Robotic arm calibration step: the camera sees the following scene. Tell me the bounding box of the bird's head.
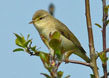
[29,10,53,31]
[29,10,51,24]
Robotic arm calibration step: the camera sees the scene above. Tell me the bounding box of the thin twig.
[102,0,108,78]
[99,48,109,54]
[85,0,99,78]
[106,48,109,53]
[64,59,91,67]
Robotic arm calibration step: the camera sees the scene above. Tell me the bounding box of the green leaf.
[14,33,26,47]
[24,40,31,47]
[64,75,70,78]
[95,23,102,28]
[57,71,63,78]
[15,39,23,47]
[31,46,36,52]
[41,73,51,78]
[98,52,108,64]
[104,5,109,14]
[13,48,24,52]
[14,33,25,43]
[49,39,61,50]
[49,39,63,60]
[104,7,108,14]
[106,20,109,26]
[90,74,95,78]
[39,52,50,69]
[51,31,60,40]
[27,34,30,40]
[55,49,64,61]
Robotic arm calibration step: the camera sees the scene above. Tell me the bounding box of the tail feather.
[73,49,90,63]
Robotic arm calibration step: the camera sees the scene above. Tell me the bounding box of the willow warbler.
[29,10,90,62]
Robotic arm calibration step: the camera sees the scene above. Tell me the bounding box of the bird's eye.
[39,17,44,20]
[39,15,48,20]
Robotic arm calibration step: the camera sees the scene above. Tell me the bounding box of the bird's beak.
[29,20,34,24]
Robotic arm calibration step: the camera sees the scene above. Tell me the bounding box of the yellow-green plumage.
[30,10,90,63]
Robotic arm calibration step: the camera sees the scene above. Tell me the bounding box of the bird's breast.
[41,27,56,40]
[35,22,75,51]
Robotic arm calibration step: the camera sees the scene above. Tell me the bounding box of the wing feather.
[54,19,86,54]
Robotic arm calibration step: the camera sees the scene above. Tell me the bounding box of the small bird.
[29,10,90,62]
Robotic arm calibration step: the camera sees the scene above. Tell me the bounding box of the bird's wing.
[55,19,86,54]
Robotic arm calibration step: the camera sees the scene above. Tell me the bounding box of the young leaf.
[49,39,63,60]
[57,71,63,78]
[31,46,36,52]
[27,34,30,40]
[41,73,51,78]
[14,33,25,43]
[104,5,109,14]
[106,20,109,26]
[24,40,31,47]
[14,33,22,40]
[50,31,60,40]
[15,39,23,47]
[98,52,108,64]
[55,50,63,60]
[49,39,61,50]
[39,52,50,69]
[95,23,102,28]
[64,75,70,78]
[13,48,24,52]
[90,74,95,78]
[14,33,26,47]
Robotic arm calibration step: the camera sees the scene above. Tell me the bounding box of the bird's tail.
[66,47,90,63]
[74,50,90,63]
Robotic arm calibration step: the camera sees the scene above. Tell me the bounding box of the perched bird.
[29,10,90,62]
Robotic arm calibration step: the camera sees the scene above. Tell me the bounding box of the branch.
[102,0,107,51]
[102,0,108,78]
[101,72,109,78]
[85,0,99,78]
[100,48,109,54]
[106,48,109,53]
[64,59,91,67]
[85,0,94,56]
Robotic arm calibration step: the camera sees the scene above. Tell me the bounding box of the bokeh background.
[0,0,109,78]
